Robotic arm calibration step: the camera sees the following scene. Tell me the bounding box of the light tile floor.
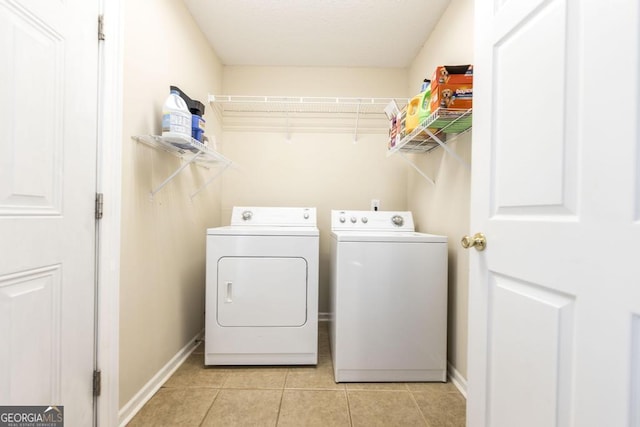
[128,323,466,426]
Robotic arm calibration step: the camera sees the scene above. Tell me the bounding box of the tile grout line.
[196,359,229,426]
[344,388,354,427]
[197,388,221,427]
[273,368,291,426]
[408,388,432,427]
[274,389,285,427]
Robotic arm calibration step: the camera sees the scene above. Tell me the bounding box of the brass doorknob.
[461,233,486,251]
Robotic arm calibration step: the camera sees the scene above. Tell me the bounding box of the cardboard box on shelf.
[431,65,473,87]
[429,84,473,112]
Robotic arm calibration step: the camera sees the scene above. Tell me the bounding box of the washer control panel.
[331,210,415,231]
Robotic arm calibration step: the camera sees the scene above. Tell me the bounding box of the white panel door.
[0,0,98,424]
[217,257,308,327]
[469,1,640,426]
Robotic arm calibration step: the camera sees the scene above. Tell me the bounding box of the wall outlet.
[371,199,380,211]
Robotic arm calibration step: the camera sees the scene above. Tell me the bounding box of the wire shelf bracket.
[387,108,472,184]
[133,135,232,198]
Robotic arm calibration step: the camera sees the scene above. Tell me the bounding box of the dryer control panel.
[330,210,415,231]
[231,206,317,227]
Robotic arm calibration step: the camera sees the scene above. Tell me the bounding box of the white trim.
[117,331,204,427]
[96,0,123,426]
[447,361,467,398]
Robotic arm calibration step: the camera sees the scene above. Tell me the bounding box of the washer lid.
[331,230,447,243]
[208,226,319,237]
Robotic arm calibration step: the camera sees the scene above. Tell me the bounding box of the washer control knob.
[391,215,404,227]
[241,210,253,221]
[303,211,310,219]
[339,216,346,223]
[361,217,368,224]
[350,216,357,223]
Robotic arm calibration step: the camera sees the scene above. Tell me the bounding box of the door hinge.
[93,370,101,397]
[98,15,105,41]
[95,193,104,220]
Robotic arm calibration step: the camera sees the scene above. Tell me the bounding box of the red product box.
[431,65,473,87]
[429,83,473,112]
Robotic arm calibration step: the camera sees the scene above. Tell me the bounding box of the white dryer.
[205,207,319,365]
[329,210,447,382]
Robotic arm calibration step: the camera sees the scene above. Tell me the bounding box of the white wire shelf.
[133,135,232,198]
[387,108,472,186]
[209,95,407,115]
[208,95,408,139]
[133,135,228,163]
[387,108,473,155]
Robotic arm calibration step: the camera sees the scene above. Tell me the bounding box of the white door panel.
[0,2,63,215]
[0,0,98,424]
[470,1,640,426]
[487,274,575,427]
[493,1,570,212]
[0,266,62,404]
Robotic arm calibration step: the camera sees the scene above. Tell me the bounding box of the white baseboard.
[118,330,204,426]
[447,361,467,398]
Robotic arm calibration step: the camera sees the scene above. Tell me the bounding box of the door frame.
[96,0,123,425]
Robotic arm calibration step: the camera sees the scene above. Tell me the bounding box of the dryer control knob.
[303,212,310,219]
[339,216,346,223]
[350,216,357,223]
[361,217,368,223]
[242,210,253,221]
[391,215,404,226]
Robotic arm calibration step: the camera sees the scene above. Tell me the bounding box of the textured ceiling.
[183,0,452,68]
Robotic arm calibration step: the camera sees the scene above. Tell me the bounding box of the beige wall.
[120,0,224,407]
[407,0,474,379]
[220,66,409,312]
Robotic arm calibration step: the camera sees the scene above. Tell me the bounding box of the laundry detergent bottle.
[417,81,432,123]
[162,89,192,141]
[405,80,432,133]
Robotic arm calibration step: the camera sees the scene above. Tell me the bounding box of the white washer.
[205,207,319,365]
[329,210,448,382]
